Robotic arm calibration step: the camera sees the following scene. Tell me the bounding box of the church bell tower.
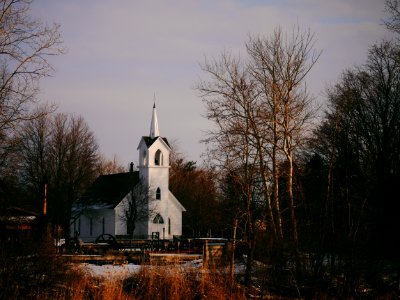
[137,103,173,238]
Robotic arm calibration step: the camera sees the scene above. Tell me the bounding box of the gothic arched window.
[153,213,164,224]
[142,150,147,166]
[156,187,161,200]
[155,149,163,166]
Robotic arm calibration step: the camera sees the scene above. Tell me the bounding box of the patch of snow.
[78,258,247,280]
[79,263,141,280]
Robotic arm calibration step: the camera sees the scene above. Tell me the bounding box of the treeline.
[169,2,400,297]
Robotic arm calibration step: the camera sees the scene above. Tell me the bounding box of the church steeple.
[149,102,160,138]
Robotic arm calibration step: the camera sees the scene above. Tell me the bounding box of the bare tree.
[18,105,51,208]
[19,111,100,239]
[98,155,126,175]
[197,50,264,286]
[385,0,400,34]
[306,39,400,292]
[197,26,320,288]
[121,176,156,236]
[247,26,320,246]
[0,0,63,168]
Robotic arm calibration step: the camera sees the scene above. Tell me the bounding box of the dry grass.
[45,274,133,300]
[41,263,247,300]
[0,237,245,299]
[123,263,246,300]
[2,238,398,299]
[2,255,247,300]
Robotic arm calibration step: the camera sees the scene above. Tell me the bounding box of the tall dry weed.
[123,263,246,300]
[38,268,135,300]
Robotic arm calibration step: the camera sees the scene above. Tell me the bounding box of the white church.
[70,104,186,242]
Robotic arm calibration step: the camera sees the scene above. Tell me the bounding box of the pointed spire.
[149,102,160,138]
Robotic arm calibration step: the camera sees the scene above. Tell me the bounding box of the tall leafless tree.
[197,26,320,287]
[0,0,63,170]
[197,51,262,286]
[247,26,320,246]
[19,111,100,240]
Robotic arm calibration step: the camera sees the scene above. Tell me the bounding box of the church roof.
[142,136,170,148]
[76,171,140,209]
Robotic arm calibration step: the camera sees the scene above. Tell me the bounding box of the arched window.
[155,149,163,166]
[156,187,161,200]
[153,213,164,224]
[142,150,147,166]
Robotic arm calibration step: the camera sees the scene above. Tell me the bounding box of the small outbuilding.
[0,207,40,243]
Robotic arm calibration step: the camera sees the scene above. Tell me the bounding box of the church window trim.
[153,213,164,224]
[155,149,163,166]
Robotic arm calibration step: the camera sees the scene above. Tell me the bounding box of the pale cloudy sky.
[31,0,391,167]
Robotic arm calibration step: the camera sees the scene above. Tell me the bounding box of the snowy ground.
[78,259,203,279]
[79,263,142,280]
[78,259,246,280]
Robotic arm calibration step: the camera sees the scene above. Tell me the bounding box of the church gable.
[141,136,170,149]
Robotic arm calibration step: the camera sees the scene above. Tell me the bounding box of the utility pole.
[42,181,48,240]
[43,183,47,217]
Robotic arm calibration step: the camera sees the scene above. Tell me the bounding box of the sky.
[31,0,392,168]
